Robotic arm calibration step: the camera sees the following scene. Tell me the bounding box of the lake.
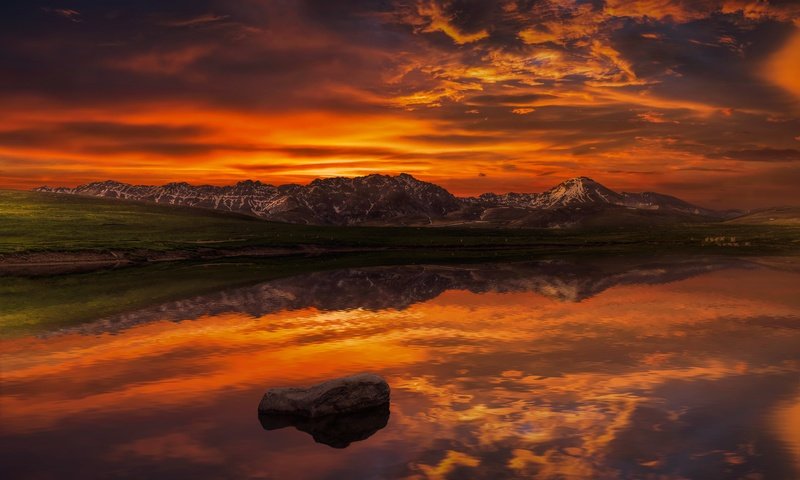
[1,256,799,479]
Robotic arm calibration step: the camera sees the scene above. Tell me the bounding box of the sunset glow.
[1,1,799,208]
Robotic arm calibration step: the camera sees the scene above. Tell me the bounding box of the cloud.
[637,112,678,124]
[0,121,210,147]
[399,134,505,145]
[414,1,489,44]
[40,7,81,22]
[160,13,230,28]
[708,148,800,162]
[603,0,711,23]
[108,46,213,75]
[467,93,556,106]
[0,0,798,207]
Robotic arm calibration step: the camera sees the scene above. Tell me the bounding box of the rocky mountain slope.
[35,174,733,227]
[470,177,719,214]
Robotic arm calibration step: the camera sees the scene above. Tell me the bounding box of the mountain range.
[35,174,738,228]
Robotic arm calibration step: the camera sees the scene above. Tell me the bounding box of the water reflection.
[1,256,799,479]
[259,404,390,449]
[51,255,757,335]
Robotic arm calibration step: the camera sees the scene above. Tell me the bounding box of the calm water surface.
[1,257,799,479]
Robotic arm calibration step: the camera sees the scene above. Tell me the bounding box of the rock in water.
[258,373,390,417]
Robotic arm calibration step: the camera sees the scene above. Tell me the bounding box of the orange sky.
[1,1,799,207]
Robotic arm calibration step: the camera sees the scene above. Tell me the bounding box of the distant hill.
[726,207,800,226]
[35,174,735,228]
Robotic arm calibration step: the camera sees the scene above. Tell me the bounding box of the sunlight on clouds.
[404,1,489,44]
[603,0,709,22]
[0,0,798,207]
[764,30,800,101]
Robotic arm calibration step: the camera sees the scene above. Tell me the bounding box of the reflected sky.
[1,257,799,479]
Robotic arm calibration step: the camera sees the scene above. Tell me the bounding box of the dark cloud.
[0,0,396,113]
[159,13,231,28]
[466,93,557,106]
[611,16,797,111]
[40,7,82,22]
[708,148,800,162]
[677,166,740,172]
[0,122,210,147]
[399,134,505,145]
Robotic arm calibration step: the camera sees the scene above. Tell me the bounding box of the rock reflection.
[55,256,756,335]
[259,404,390,449]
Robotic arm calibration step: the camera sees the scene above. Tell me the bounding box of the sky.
[0,0,799,208]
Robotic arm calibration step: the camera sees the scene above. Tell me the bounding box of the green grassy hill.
[0,189,315,253]
[726,207,800,226]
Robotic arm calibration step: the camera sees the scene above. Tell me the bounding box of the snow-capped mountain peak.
[531,177,621,208]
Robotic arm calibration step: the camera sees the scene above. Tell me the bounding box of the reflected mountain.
[54,256,758,335]
[259,404,390,449]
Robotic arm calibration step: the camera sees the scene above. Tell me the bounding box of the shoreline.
[3,241,799,276]
[0,246,390,276]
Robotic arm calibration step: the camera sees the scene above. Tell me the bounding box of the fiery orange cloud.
[0,0,798,207]
[412,1,490,44]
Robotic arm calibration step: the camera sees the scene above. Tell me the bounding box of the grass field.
[2,189,800,256]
